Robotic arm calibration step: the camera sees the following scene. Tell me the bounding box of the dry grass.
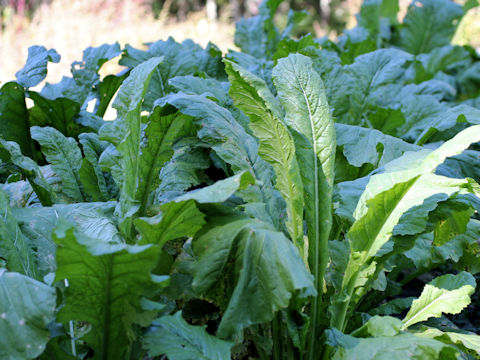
[1,0,479,88]
[0,0,236,85]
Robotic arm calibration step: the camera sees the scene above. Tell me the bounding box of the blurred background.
[1,0,480,85]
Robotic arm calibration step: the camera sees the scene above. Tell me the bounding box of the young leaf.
[0,270,56,360]
[143,312,233,360]
[31,126,85,202]
[225,59,306,259]
[401,272,476,329]
[54,220,161,359]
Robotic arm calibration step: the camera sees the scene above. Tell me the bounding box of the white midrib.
[401,287,451,330]
[295,71,321,359]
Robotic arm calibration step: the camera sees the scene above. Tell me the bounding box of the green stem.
[332,270,358,331]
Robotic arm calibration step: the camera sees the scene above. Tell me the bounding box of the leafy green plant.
[1,0,480,359]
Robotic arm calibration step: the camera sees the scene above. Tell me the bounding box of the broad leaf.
[54,220,161,360]
[143,312,233,360]
[78,133,111,202]
[155,140,211,203]
[155,93,283,228]
[416,326,480,358]
[397,0,464,55]
[15,46,60,88]
[0,82,38,162]
[31,126,85,202]
[0,270,56,360]
[193,218,315,339]
[135,200,205,246]
[326,329,459,359]
[0,189,37,278]
[0,139,54,205]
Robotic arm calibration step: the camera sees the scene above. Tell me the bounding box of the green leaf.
[143,312,233,360]
[333,49,411,125]
[155,93,283,228]
[398,0,464,55]
[356,0,399,41]
[54,220,161,360]
[105,56,163,237]
[234,0,283,60]
[273,35,317,62]
[416,326,480,358]
[120,38,225,109]
[402,272,476,329]
[0,189,37,278]
[335,123,420,168]
[273,54,335,352]
[0,270,56,360]
[175,171,255,204]
[351,316,402,338]
[31,126,85,202]
[0,139,54,206]
[155,140,211,203]
[224,59,305,258]
[78,133,111,202]
[15,46,60,88]
[331,125,480,331]
[95,72,128,117]
[326,329,459,360]
[41,43,121,107]
[193,218,315,339]
[0,82,37,160]
[135,200,205,246]
[13,202,120,276]
[27,93,78,133]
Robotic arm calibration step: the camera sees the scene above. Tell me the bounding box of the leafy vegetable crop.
[1,0,480,359]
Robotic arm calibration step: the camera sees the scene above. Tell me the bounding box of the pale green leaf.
[326,329,459,360]
[402,272,476,329]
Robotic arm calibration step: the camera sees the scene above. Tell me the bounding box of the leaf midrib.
[402,286,466,329]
